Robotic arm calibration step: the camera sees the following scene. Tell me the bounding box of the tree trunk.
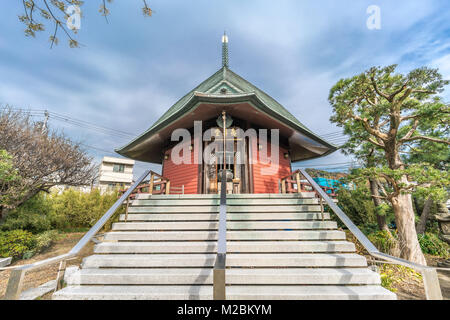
[391,178,427,265]
[413,196,421,215]
[369,178,390,232]
[416,197,433,234]
[384,142,427,265]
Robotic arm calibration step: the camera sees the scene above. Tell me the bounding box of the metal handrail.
[213,168,227,300]
[298,168,444,300]
[213,111,228,300]
[2,169,152,300]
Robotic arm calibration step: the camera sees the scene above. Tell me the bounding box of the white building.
[98,156,135,193]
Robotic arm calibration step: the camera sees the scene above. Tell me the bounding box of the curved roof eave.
[115,92,337,160]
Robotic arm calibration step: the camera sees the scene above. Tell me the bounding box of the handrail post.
[55,260,67,291]
[4,269,26,300]
[319,196,324,221]
[125,196,130,222]
[213,253,226,300]
[422,268,444,300]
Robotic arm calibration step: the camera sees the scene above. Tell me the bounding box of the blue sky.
[0,0,449,177]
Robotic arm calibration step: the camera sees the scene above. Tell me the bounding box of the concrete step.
[94,241,356,254]
[227,193,317,199]
[66,268,380,285]
[226,285,396,300]
[103,230,347,241]
[130,198,319,207]
[134,193,317,200]
[111,221,338,231]
[128,206,219,213]
[82,253,367,268]
[228,205,321,212]
[53,285,213,300]
[53,285,396,300]
[127,205,321,213]
[119,212,331,221]
[228,198,319,205]
[227,285,396,300]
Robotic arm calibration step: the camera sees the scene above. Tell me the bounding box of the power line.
[318,130,342,135]
[2,107,137,140]
[49,113,135,139]
[79,143,117,156]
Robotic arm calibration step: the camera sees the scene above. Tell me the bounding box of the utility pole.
[42,110,49,134]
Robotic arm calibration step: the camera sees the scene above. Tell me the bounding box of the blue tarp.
[313,177,347,193]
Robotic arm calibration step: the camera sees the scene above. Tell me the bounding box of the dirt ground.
[0,232,94,300]
[389,255,450,300]
[345,231,450,300]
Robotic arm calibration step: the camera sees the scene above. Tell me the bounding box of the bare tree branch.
[0,106,97,218]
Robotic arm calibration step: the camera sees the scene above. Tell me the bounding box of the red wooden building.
[116,35,336,194]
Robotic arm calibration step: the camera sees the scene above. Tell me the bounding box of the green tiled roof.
[148,67,315,136]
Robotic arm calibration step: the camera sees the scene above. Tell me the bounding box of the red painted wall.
[251,141,291,194]
[162,146,199,194]
[162,140,292,194]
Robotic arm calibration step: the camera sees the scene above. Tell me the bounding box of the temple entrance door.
[202,127,248,194]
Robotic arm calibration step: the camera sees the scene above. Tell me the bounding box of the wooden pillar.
[149,173,155,195]
[295,172,301,194]
[281,179,286,194]
[165,180,171,195]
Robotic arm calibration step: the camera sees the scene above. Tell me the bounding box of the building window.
[113,164,125,173]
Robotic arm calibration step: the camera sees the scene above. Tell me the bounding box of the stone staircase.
[53,193,396,300]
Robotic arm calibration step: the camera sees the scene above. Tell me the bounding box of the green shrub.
[34,230,59,253]
[360,223,380,235]
[336,188,378,226]
[0,188,123,233]
[0,193,53,233]
[368,230,398,255]
[50,188,121,229]
[418,232,449,258]
[0,229,59,260]
[0,230,36,259]
[336,184,396,230]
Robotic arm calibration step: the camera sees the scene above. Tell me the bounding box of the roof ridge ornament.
[222,31,229,68]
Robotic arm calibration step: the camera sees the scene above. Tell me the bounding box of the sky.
[0,0,449,178]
